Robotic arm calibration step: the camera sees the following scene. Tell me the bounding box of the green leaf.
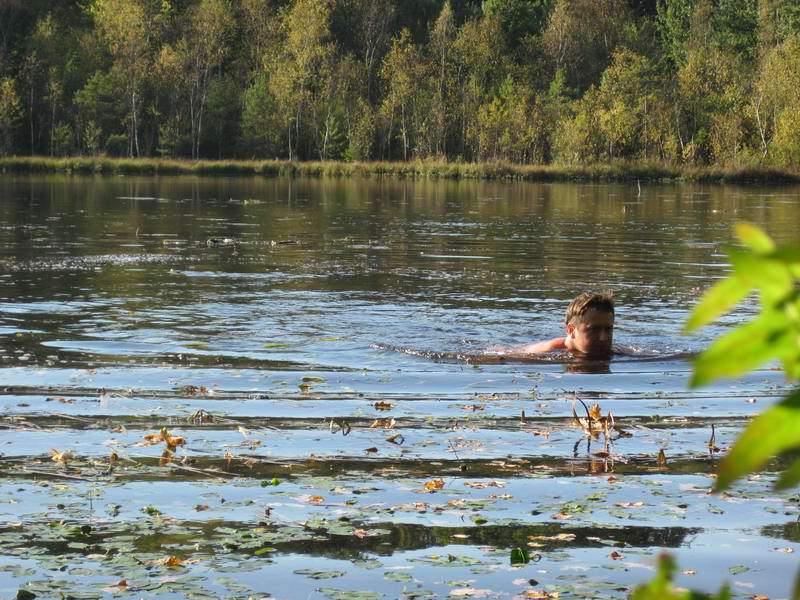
[728,565,749,575]
[776,456,800,491]
[734,223,774,253]
[685,276,751,332]
[715,390,800,491]
[729,249,794,305]
[690,311,794,387]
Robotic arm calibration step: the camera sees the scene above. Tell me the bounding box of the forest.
[0,0,800,168]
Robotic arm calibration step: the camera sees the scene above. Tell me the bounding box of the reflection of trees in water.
[1,175,799,362]
[761,521,800,543]
[257,522,697,560]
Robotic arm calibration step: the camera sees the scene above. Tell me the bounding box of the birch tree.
[269,0,334,160]
[178,0,236,159]
[88,0,164,157]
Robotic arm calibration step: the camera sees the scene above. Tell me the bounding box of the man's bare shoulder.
[502,337,566,356]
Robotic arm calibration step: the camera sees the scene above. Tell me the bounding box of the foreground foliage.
[634,223,800,598]
[686,223,800,492]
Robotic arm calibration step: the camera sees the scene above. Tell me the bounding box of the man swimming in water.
[506,292,615,358]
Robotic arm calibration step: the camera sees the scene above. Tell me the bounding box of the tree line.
[0,0,799,168]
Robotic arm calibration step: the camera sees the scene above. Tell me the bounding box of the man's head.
[564,292,615,358]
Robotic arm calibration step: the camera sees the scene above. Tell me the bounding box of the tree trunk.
[401,106,408,161]
[190,86,197,160]
[28,83,34,155]
[132,88,140,158]
[753,95,769,159]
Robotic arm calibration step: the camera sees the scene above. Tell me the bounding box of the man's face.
[566,308,614,357]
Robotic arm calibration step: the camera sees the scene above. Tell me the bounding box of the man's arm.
[506,337,566,355]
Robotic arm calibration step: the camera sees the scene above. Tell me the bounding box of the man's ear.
[566,322,575,337]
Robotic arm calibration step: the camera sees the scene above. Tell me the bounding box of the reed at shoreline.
[1,156,798,185]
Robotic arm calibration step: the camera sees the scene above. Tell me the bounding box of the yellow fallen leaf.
[51,449,73,463]
[524,590,560,599]
[424,478,445,491]
[163,555,183,568]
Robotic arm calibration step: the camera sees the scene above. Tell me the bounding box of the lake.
[1,173,799,599]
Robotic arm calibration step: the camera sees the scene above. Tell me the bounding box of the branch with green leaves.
[685,223,800,491]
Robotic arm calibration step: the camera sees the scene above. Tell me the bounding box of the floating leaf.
[384,571,413,582]
[728,565,749,575]
[615,501,645,508]
[424,479,445,491]
[50,449,73,464]
[293,569,345,580]
[163,555,183,568]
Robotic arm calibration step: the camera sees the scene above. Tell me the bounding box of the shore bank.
[1,156,799,184]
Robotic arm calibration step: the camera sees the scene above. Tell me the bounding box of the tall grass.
[1,156,798,184]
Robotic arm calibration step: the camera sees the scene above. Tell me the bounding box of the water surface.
[1,174,799,599]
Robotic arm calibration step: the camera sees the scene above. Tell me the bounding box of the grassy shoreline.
[1,156,798,184]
